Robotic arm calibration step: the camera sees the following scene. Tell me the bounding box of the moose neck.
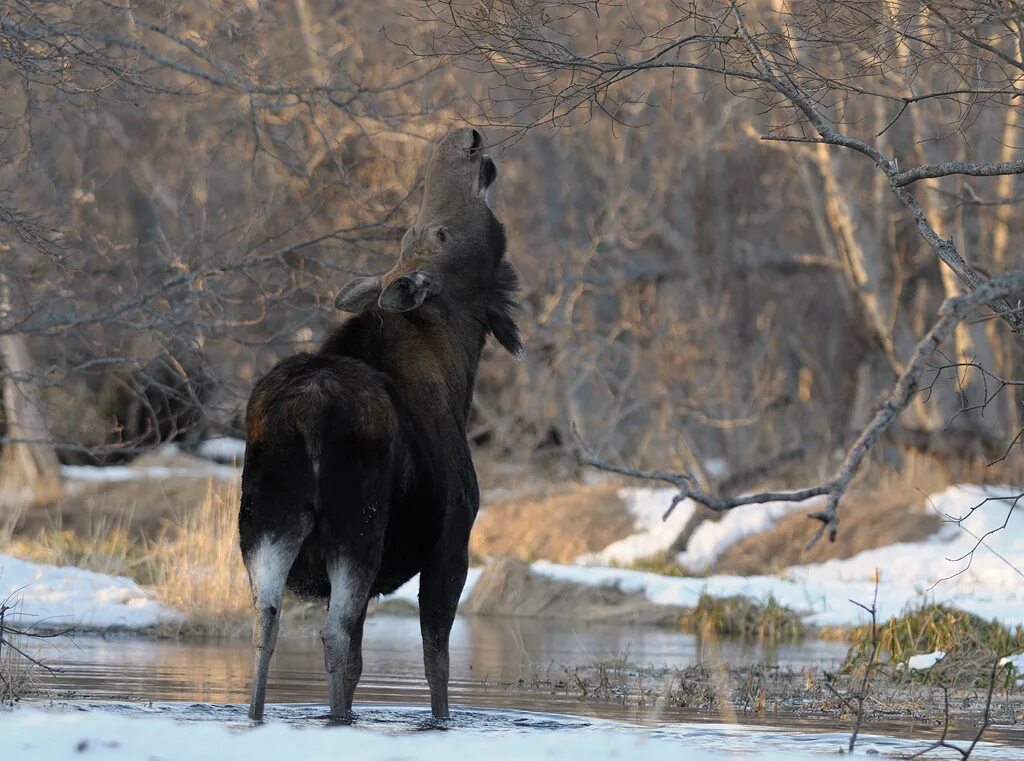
[321,296,490,428]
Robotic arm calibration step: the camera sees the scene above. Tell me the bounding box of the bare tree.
[0,0,442,499]
[415,0,1024,541]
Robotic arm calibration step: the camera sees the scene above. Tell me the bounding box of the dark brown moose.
[238,128,521,722]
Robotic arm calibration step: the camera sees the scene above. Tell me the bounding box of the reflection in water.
[26,615,1024,756]
[36,614,846,712]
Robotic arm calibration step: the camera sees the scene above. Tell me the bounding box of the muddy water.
[29,615,1024,758]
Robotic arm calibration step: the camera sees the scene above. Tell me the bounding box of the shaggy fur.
[238,128,520,722]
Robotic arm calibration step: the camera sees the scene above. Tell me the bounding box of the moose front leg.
[418,548,468,720]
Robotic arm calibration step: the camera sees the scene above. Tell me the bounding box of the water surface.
[28,614,1024,758]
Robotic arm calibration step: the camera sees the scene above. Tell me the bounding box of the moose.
[238,128,521,722]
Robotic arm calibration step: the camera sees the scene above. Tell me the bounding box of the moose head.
[334,127,521,356]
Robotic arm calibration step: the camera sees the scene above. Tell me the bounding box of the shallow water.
[28,615,1024,758]
[35,614,847,709]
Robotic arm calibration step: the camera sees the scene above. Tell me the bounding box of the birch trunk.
[0,275,62,509]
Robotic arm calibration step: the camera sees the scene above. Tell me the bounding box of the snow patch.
[907,651,945,670]
[0,555,180,630]
[999,652,1024,672]
[497,485,1024,628]
[676,497,823,572]
[390,567,485,607]
[61,461,238,483]
[577,488,695,566]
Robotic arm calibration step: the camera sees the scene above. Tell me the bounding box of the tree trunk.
[0,277,62,509]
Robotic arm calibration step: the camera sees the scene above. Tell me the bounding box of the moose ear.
[379,272,434,312]
[334,276,381,312]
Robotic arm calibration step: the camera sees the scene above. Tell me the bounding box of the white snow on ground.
[576,488,695,565]
[0,709,842,761]
[62,461,238,483]
[196,437,247,463]
[907,651,945,670]
[676,496,824,572]
[0,555,179,630]
[466,485,1024,628]
[61,442,239,483]
[577,487,823,570]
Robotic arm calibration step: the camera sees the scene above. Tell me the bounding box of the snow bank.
[676,496,823,572]
[1,708,833,761]
[1001,652,1024,672]
[0,555,179,630]
[577,487,823,570]
[515,485,1024,628]
[576,488,695,565]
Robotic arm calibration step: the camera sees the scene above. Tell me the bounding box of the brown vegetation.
[711,487,944,575]
[8,449,240,544]
[470,482,634,563]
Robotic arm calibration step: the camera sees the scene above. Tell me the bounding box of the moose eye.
[436,227,449,244]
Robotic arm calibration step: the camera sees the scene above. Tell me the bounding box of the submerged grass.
[680,592,805,642]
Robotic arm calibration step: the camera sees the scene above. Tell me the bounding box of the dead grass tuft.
[680,592,806,642]
[0,604,39,702]
[8,520,143,578]
[147,480,324,637]
[845,603,1024,686]
[470,482,634,564]
[146,480,252,635]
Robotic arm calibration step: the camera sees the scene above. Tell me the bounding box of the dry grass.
[0,605,39,702]
[710,482,945,575]
[147,480,323,637]
[7,520,143,578]
[0,640,37,702]
[680,592,806,642]
[146,480,252,634]
[845,603,1024,687]
[470,481,635,564]
[5,477,324,638]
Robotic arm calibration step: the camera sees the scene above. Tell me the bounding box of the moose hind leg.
[322,558,373,720]
[244,533,306,721]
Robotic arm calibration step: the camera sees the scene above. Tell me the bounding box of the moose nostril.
[469,129,482,154]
